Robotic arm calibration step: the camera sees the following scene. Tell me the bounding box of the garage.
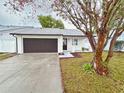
[23,38,58,53]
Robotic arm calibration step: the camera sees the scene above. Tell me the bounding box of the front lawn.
[60,52,124,93]
[0,53,14,60]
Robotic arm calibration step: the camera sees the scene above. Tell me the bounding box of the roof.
[0,25,21,31]
[10,27,85,37]
[0,25,32,33]
[2,25,123,39]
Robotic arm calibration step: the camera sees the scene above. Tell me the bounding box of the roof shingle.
[10,28,85,36]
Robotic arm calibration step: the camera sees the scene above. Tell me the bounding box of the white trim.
[15,35,92,54]
[16,35,63,54]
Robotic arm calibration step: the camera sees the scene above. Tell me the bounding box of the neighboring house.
[114,41,124,51]
[114,33,124,51]
[0,26,27,53]
[0,26,124,54]
[104,32,124,52]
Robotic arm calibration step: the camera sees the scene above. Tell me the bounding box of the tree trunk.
[105,32,121,62]
[93,52,109,75]
[86,32,96,52]
[93,30,109,75]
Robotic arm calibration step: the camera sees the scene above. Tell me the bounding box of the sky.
[0,0,76,29]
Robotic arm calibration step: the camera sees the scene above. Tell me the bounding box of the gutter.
[10,33,86,37]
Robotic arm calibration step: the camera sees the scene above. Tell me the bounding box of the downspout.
[12,35,18,54]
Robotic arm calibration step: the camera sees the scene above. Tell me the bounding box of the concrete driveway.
[0,53,63,93]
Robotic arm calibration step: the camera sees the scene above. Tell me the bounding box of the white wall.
[104,39,124,51]
[64,37,92,52]
[82,38,92,52]
[104,39,111,51]
[1,33,114,53]
[0,33,16,53]
[16,35,63,54]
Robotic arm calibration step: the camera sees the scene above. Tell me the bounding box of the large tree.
[38,15,64,29]
[52,0,124,75]
[5,0,124,75]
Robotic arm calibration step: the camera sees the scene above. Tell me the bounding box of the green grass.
[60,52,124,93]
[0,53,13,60]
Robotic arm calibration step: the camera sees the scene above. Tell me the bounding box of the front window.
[72,39,78,45]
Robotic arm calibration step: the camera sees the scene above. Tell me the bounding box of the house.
[10,27,92,54]
[0,26,27,53]
[104,32,124,51]
[114,33,124,51]
[0,26,92,54]
[0,26,124,54]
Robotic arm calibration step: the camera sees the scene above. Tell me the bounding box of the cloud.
[0,1,21,25]
[0,0,76,29]
[0,0,41,27]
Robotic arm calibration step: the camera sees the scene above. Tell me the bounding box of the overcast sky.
[0,0,76,29]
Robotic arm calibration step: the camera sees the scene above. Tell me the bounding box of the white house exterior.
[113,32,124,51]
[0,26,26,53]
[10,28,92,54]
[0,26,124,54]
[104,33,124,51]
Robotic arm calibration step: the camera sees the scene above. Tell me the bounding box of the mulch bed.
[71,52,82,58]
[60,52,82,59]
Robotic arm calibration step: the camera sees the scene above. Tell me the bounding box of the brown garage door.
[23,38,58,53]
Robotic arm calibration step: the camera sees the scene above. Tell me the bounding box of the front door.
[63,38,67,50]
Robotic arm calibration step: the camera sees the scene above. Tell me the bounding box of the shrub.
[82,63,92,72]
